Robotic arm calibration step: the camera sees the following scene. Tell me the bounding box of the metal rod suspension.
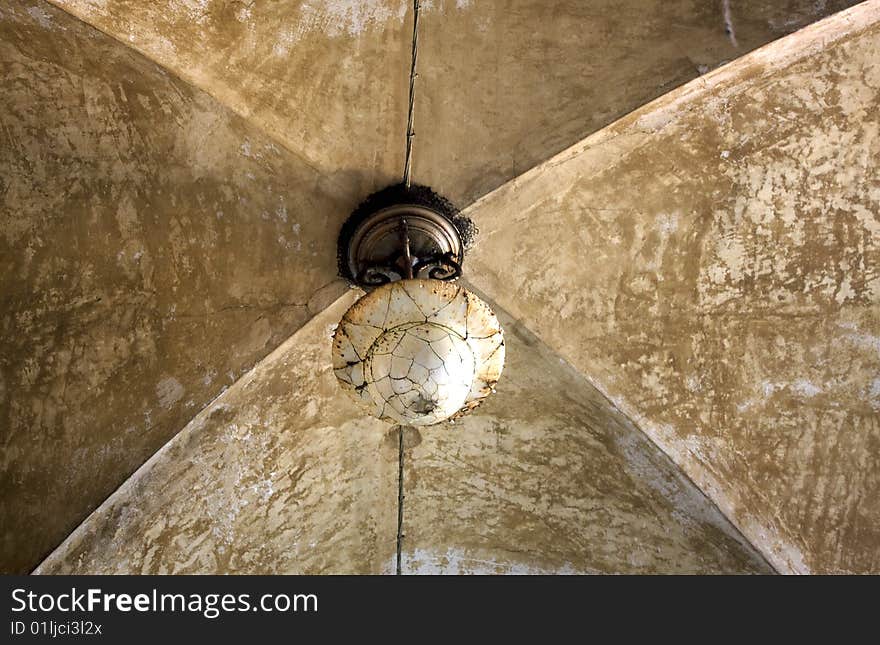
[403,0,420,188]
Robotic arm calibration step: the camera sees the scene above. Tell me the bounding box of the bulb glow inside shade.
[332,280,505,426]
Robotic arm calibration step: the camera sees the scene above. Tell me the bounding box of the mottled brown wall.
[0,0,353,573]
[412,0,860,205]
[36,293,769,574]
[7,0,877,575]
[45,1,859,209]
[36,294,398,574]
[46,0,412,197]
[466,3,880,573]
[401,297,771,574]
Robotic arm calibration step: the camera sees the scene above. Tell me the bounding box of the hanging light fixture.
[332,186,504,426]
[332,1,503,426]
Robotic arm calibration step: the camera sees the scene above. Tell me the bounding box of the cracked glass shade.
[332,280,505,426]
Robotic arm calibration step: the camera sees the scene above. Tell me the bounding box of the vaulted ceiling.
[2,0,877,574]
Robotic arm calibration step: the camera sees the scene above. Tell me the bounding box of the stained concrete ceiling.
[36,294,770,574]
[2,0,877,574]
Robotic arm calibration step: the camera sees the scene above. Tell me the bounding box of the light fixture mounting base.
[338,184,473,289]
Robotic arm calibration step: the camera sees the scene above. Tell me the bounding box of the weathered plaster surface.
[7,0,878,575]
[465,3,880,573]
[412,0,861,206]
[401,300,772,574]
[36,294,768,574]
[0,0,353,573]
[36,293,398,574]
[46,0,412,196]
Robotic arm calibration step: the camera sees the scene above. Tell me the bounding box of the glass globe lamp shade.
[332,280,504,426]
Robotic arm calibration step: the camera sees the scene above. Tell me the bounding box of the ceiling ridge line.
[31,289,362,575]
[39,0,356,201]
[460,0,880,219]
[458,281,780,574]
